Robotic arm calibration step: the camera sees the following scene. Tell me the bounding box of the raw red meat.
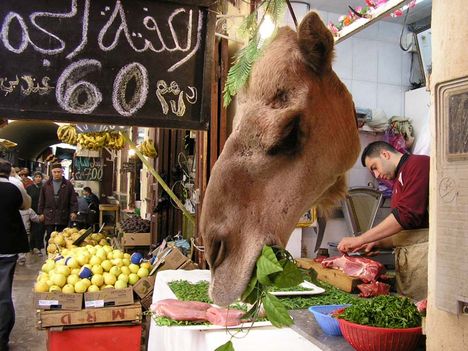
[154,299,211,311]
[206,307,245,326]
[151,299,211,321]
[320,255,385,283]
[416,298,427,313]
[357,281,390,297]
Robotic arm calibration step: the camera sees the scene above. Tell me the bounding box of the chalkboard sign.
[0,0,215,130]
[74,156,103,181]
[121,161,135,173]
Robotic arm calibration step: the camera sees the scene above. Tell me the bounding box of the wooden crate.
[296,258,360,292]
[84,287,134,308]
[36,302,142,329]
[122,232,151,247]
[34,291,83,311]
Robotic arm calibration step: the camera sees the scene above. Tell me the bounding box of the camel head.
[200,12,361,306]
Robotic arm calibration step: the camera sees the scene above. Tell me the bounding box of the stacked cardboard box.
[131,246,198,309]
[152,245,197,272]
[133,275,155,310]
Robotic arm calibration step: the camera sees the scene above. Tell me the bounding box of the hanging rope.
[120,132,195,226]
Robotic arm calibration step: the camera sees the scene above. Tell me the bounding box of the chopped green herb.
[152,316,210,327]
[278,280,360,309]
[338,295,422,328]
[168,280,212,303]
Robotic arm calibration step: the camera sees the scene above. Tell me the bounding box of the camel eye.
[267,115,303,156]
[270,89,289,108]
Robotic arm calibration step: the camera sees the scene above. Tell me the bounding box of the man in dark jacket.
[0,158,31,350]
[38,163,78,245]
[26,171,44,255]
[82,187,100,230]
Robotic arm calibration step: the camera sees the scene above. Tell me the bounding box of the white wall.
[326,12,412,117]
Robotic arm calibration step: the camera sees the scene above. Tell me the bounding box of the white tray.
[270,281,325,296]
[154,270,273,329]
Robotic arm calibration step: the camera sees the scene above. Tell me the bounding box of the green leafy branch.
[223,0,287,107]
[216,245,305,351]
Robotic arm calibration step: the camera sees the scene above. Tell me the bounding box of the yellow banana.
[138,139,157,158]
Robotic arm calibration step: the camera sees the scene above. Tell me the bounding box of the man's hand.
[353,242,379,256]
[337,236,364,253]
[39,214,45,223]
[70,213,77,221]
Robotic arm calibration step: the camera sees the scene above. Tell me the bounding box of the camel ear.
[297,11,334,74]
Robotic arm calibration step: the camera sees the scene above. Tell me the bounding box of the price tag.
[38,299,59,306]
[85,300,105,308]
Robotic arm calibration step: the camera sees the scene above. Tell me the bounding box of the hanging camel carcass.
[200,12,361,306]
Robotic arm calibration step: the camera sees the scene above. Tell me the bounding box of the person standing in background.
[18,170,33,188]
[0,159,31,351]
[26,172,45,256]
[38,164,78,246]
[82,187,100,230]
[82,186,100,212]
[17,208,42,265]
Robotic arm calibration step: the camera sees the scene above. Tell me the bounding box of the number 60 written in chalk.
[56,59,149,116]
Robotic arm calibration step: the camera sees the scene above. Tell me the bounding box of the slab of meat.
[206,307,245,327]
[357,281,390,297]
[416,299,427,313]
[314,256,327,263]
[320,255,385,283]
[151,299,211,321]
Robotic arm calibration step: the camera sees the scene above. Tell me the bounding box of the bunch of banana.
[138,138,157,158]
[77,132,107,150]
[57,125,77,145]
[106,132,125,150]
[0,138,17,149]
[77,131,125,151]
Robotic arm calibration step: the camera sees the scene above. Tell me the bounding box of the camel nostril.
[208,239,226,269]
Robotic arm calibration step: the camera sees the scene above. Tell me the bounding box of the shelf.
[334,0,413,44]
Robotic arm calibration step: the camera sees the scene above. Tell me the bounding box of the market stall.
[147,267,424,351]
[33,227,151,350]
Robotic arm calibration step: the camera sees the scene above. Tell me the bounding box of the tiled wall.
[321,12,413,118]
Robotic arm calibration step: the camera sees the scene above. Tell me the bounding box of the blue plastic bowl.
[308,304,351,336]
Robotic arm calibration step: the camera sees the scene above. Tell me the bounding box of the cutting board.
[296,258,360,293]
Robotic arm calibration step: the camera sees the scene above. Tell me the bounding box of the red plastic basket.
[338,318,422,351]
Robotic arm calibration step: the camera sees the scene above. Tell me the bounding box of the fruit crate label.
[85,300,105,308]
[38,299,59,307]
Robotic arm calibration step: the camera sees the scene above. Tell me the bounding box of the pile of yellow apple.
[46,227,110,255]
[34,244,152,294]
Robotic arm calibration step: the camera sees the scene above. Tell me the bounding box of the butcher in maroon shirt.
[338,141,429,300]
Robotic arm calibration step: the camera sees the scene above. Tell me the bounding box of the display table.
[147,270,353,351]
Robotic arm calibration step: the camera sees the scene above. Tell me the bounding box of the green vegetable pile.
[338,295,422,329]
[168,280,212,303]
[277,280,359,309]
[152,315,209,327]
